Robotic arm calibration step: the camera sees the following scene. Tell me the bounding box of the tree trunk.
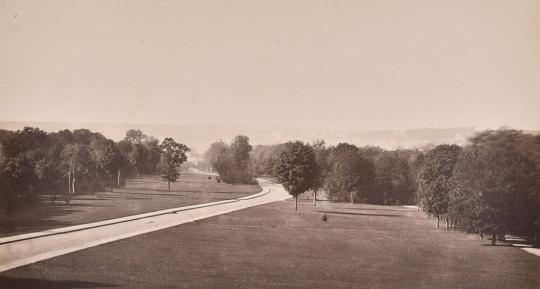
[168,179,171,192]
[350,191,353,206]
[491,233,496,246]
[436,216,440,228]
[68,167,72,195]
[445,216,449,230]
[95,163,99,189]
[313,190,317,206]
[68,160,74,195]
[295,196,298,211]
[117,169,121,188]
[72,175,76,196]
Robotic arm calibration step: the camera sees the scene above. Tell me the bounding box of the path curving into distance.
[0,179,290,272]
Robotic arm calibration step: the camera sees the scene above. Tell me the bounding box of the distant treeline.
[203,129,540,246]
[0,127,188,211]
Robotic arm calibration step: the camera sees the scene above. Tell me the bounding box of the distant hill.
[0,121,486,155]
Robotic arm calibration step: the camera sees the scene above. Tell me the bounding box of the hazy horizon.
[0,120,487,155]
[1,0,539,131]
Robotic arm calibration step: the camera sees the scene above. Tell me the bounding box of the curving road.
[0,179,290,272]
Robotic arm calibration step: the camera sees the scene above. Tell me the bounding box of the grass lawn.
[1,200,538,288]
[0,173,261,237]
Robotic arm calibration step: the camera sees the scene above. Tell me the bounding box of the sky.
[1,0,539,131]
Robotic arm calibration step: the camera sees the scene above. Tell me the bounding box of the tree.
[119,129,161,178]
[93,139,123,192]
[250,144,284,176]
[159,138,190,192]
[124,129,147,145]
[326,143,374,204]
[418,144,461,228]
[451,130,540,245]
[228,135,254,184]
[143,136,161,174]
[310,140,328,206]
[274,141,317,211]
[205,136,255,184]
[370,149,417,205]
[61,144,94,197]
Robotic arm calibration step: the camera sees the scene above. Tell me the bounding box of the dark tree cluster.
[117,129,162,178]
[0,127,189,212]
[250,141,422,206]
[418,130,540,246]
[205,135,255,184]
[0,127,126,211]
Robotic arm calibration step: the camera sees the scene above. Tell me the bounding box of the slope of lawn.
[0,173,261,237]
[1,200,538,288]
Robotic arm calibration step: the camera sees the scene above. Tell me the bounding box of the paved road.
[0,179,289,272]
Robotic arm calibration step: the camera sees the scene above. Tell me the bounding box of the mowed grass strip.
[0,173,261,237]
[1,201,538,289]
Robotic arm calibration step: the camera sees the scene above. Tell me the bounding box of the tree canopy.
[274,141,317,210]
[159,138,190,192]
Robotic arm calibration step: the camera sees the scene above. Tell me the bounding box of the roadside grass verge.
[2,200,538,288]
[0,173,261,237]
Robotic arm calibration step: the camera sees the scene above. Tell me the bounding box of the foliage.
[450,130,540,244]
[274,141,317,210]
[417,144,461,225]
[159,138,190,191]
[325,143,374,202]
[250,144,284,176]
[372,149,417,205]
[0,127,159,211]
[205,136,255,184]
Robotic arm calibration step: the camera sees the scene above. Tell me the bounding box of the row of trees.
[418,130,540,246]
[0,127,189,211]
[247,141,423,206]
[206,130,540,247]
[206,136,422,207]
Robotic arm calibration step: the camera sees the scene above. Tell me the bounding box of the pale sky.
[1,0,539,130]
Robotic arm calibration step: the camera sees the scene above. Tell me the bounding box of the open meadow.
[1,199,538,289]
[0,173,261,238]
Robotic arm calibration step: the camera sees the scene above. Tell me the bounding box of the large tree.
[418,144,461,228]
[326,143,374,204]
[451,130,540,245]
[310,140,329,206]
[93,139,123,192]
[274,141,317,211]
[205,136,254,184]
[159,138,190,192]
[373,150,416,205]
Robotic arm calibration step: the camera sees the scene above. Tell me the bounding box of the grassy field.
[0,173,261,237]
[1,200,538,288]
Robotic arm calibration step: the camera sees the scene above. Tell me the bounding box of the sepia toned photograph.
[0,0,539,288]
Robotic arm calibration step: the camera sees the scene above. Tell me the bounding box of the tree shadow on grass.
[0,276,116,289]
[348,207,406,212]
[0,219,73,237]
[106,190,190,197]
[0,203,97,237]
[318,211,403,218]
[479,242,517,248]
